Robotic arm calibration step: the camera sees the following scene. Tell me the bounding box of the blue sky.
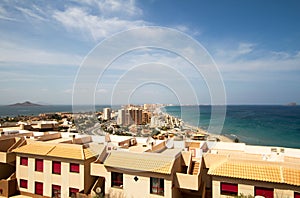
[0,0,300,105]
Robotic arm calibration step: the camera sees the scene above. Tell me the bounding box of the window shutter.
[35,182,43,195]
[20,179,28,189]
[70,163,80,173]
[52,161,61,174]
[255,187,274,198]
[221,183,238,193]
[35,159,43,172]
[20,157,28,166]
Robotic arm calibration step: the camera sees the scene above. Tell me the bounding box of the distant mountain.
[286,102,297,106]
[8,101,42,107]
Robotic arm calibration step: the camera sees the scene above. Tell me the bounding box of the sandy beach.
[164,112,235,143]
[184,123,234,142]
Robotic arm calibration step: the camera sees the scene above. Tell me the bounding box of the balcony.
[175,160,202,191]
[0,152,15,164]
[0,137,25,163]
[175,173,201,191]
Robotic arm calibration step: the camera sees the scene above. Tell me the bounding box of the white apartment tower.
[103,108,111,120]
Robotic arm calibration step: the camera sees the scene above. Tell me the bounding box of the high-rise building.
[142,112,151,124]
[117,108,145,126]
[127,108,142,125]
[117,109,125,125]
[103,108,111,120]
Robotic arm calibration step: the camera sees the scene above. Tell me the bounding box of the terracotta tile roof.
[13,142,102,160]
[203,153,228,168]
[13,143,54,155]
[208,161,282,183]
[283,167,300,186]
[208,160,300,186]
[104,151,175,174]
[47,144,84,160]
[84,144,105,159]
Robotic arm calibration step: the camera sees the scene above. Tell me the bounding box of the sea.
[1,105,300,149]
[164,105,300,149]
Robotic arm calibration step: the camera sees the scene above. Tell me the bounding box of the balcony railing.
[175,172,200,191]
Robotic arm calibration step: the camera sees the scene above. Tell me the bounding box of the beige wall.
[122,174,150,197]
[274,189,294,198]
[180,151,191,167]
[212,180,222,198]
[16,155,86,197]
[108,175,173,198]
[91,164,176,198]
[238,184,254,197]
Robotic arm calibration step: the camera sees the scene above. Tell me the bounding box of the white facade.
[117,109,125,125]
[103,108,111,120]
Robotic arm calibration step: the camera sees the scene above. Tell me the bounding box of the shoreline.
[183,123,234,143]
[161,110,235,143]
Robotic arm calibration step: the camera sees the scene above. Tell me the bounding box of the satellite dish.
[166,139,174,149]
[96,187,101,193]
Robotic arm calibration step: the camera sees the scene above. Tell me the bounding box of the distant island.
[286,102,297,106]
[8,101,42,107]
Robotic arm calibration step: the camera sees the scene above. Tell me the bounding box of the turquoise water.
[165,105,300,149]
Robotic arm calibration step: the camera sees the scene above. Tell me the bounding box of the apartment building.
[0,137,26,197]
[13,141,105,198]
[201,142,300,198]
[103,108,111,120]
[117,107,151,126]
[0,130,299,198]
[89,136,204,198]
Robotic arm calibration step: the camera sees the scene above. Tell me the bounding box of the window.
[150,177,164,196]
[70,163,79,173]
[20,157,28,166]
[35,159,43,172]
[111,172,123,188]
[255,187,274,198]
[220,182,238,196]
[69,188,79,198]
[35,182,43,195]
[52,161,61,174]
[52,185,61,198]
[20,179,28,189]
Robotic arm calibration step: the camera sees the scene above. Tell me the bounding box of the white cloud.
[172,24,201,36]
[75,0,142,17]
[15,6,48,21]
[215,42,256,60]
[0,5,18,21]
[211,41,300,74]
[237,43,255,55]
[0,40,82,66]
[215,49,300,75]
[98,0,142,17]
[96,88,108,93]
[63,89,73,94]
[53,7,147,41]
